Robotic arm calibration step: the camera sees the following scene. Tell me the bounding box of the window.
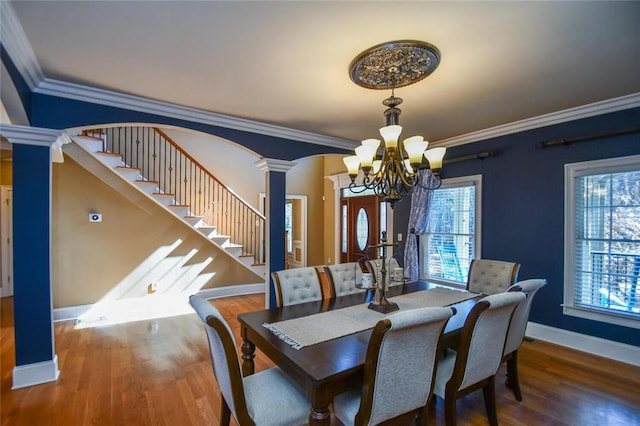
[419,175,482,286]
[564,155,640,329]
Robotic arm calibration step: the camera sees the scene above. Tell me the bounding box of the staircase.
[72,127,265,276]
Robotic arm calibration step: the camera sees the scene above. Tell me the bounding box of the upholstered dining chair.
[333,306,454,426]
[271,266,324,307]
[466,259,521,295]
[189,295,311,426]
[365,257,403,289]
[433,291,525,426]
[503,278,547,401]
[323,262,367,298]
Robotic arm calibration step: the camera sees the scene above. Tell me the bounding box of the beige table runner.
[263,287,478,350]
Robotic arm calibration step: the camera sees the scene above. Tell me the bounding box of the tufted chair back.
[466,259,521,295]
[365,257,403,288]
[323,262,366,298]
[271,267,324,307]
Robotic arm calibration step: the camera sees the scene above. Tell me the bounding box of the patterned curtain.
[404,169,437,282]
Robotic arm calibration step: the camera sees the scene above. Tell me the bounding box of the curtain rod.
[537,127,640,149]
[443,151,496,165]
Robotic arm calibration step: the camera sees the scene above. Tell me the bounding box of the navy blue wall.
[1,44,32,122]
[395,107,640,346]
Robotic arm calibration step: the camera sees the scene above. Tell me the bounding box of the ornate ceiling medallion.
[349,40,441,90]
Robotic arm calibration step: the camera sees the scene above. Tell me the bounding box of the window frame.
[419,174,482,288]
[564,154,640,330]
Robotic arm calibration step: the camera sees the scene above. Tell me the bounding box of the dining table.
[237,280,481,425]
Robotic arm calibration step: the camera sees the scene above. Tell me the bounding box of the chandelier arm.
[348,182,374,193]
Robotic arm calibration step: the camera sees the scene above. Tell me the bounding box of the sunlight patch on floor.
[74,293,195,328]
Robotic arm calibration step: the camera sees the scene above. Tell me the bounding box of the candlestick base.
[368,298,399,314]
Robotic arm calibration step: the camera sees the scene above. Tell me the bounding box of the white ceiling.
[6,1,640,145]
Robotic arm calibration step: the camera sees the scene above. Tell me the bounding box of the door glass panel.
[356,208,369,250]
[342,204,348,253]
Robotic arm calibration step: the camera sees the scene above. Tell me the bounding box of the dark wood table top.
[237,281,480,425]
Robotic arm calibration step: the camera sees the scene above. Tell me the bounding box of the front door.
[340,195,380,263]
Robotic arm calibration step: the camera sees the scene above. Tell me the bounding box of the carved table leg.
[308,406,331,425]
[241,339,255,377]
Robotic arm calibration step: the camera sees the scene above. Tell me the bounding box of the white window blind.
[565,155,640,329]
[420,175,481,286]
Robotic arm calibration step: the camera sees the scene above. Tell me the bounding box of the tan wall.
[293,199,302,238]
[287,155,325,266]
[0,150,12,185]
[52,152,260,308]
[323,154,348,266]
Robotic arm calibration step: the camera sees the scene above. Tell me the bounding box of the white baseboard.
[12,355,60,389]
[53,304,93,322]
[52,283,266,322]
[526,322,640,367]
[196,283,265,300]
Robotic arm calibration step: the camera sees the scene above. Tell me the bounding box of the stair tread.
[116,166,141,171]
[135,180,159,184]
[96,151,120,157]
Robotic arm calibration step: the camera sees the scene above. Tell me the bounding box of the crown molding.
[435,92,640,148]
[34,79,357,151]
[0,0,45,90]
[38,76,639,152]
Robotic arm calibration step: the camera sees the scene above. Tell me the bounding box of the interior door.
[340,195,380,263]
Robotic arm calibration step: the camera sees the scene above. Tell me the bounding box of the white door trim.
[0,185,13,297]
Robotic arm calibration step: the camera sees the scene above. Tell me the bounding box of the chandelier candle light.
[344,40,447,206]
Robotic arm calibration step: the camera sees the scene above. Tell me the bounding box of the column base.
[12,354,60,389]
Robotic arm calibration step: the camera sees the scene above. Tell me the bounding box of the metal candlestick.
[368,231,400,314]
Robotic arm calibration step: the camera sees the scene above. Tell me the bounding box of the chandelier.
[344,40,447,206]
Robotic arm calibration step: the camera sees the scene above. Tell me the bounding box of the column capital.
[0,125,61,147]
[255,158,296,173]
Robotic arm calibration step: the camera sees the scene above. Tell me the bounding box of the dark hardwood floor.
[1,295,639,425]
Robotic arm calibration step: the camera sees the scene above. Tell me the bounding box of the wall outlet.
[327,257,332,264]
[397,233,403,242]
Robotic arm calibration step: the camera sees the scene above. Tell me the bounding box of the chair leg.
[417,399,430,425]
[444,391,458,426]
[220,397,231,426]
[482,376,498,426]
[505,351,523,401]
